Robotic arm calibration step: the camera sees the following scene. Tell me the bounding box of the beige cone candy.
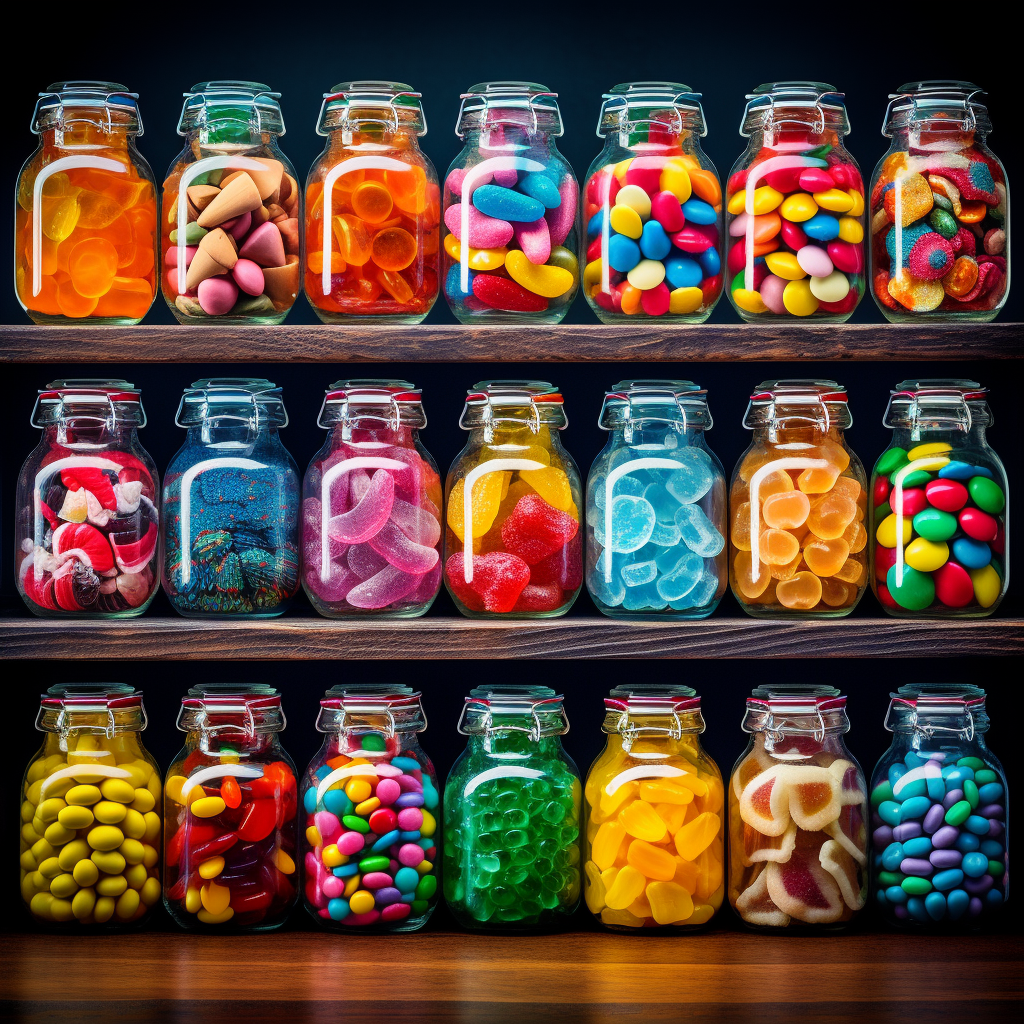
[197,173,263,228]
[199,228,239,269]
[187,184,221,211]
[185,248,230,291]
[248,158,284,201]
[262,254,300,308]
[251,205,271,229]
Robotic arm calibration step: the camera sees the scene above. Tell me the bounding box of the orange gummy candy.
[332,215,372,266]
[378,268,414,304]
[798,463,841,494]
[733,550,771,599]
[731,501,752,551]
[759,529,800,565]
[351,181,394,224]
[842,520,867,554]
[56,275,98,318]
[807,492,857,541]
[819,577,851,607]
[775,571,822,610]
[803,537,851,577]
[758,469,795,501]
[307,250,347,275]
[68,238,118,298]
[388,165,428,215]
[834,558,864,586]
[92,277,153,319]
[770,552,803,581]
[372,227,418,272]
[761,491,810,530]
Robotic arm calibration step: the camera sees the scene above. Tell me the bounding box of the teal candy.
[955,833,980,853]
[961,852,989,878]
[392,757,421,772]
[881,842,904,871]
[886,221,932,267]
[965,815,990,835]
[947,888,970,919]
[303,787,317,815]
[328,898,350,920]
[622,579,668,611]
[903,837,932,857]
[900,796,931,820]
[395,867,420,894]
[903,752,924,769]
[674,503,725,557]
[932,868,964,891]
[978,781,1004,803]
[656,551,703,602]
[878,800,902,826]
[925,891,947,920]
[974,769,997,786]
[323,790,354,817]
[621,560,658,587]
[896,778,926,801]
[643,483,682,524]
[518,173,561,210]
[472,184,545,223]
[885,885,908,904]
[958,756,986,770]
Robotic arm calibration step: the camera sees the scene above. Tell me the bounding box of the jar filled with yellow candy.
[19,684,162,928]
[583,684,724,931]
[729,379,868,617]
[443,381,582,617]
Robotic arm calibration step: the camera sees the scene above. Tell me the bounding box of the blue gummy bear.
[674,503,725,556]
[656,551,703,602]
[665,448,714,504]
[621,559,658,587]
[472,184,545,223]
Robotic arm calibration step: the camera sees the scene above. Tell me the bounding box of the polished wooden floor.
[1,927,1021,1023]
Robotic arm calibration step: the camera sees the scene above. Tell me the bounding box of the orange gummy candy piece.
[371,227,418,272]
[834,557,864,586]
[775,570,822,610]
[351,181,394,224]
[731,501,752,551]
[56,275,98,318]
[831,475,862,503]
[762,491,810,530]
[68,238,118,298]
[758,469,795,502]
[739,448,771,483]
[819,577,851,607]
[733,550,771,599]
[388,164,428,216]
[803,537,851,577]
[378,268,414,304]
[93,277,153,319]
[759,529,800,565]
[307,250,347,275]
[332,215,372,266]
[807,492,857,541]
[798,463,841,494]
[842,520,867,554]
[770,551,803,581]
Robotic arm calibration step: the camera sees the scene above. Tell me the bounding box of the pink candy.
[315,810,342,844]
[363,871,394,889]
[443,203,514,248]
[338,831,365,855]
[238,221,285,267]
[513,218,551,265]
[544,174,577,247]
[375,778,401,805]
[322,875,345,899]
[651,190,684,232]
[398,843,424,867]
[397,807,423,831]
[197,275,238,316]
[232,258,265,296]
[799,168,835,192]
[760,275,787,314]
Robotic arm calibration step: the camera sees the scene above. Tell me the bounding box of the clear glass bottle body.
[870,380,1007,617]
[725,83,865,322]
[729,380,868,617]
[441,82,580,324]
[162,378,300,617]
[869,81,1008,322]
[15,380,160,617]
[161,82,301,323]
[584,685,724,931]
[443,381,582,617]
[20,684,162,928]
[582,83,723,322]
[305,82,439,324]
[728,685,868,931]
[300,685,440,931]
[586,380,727,618]
[301,380,443,617]
[443,686,581,931]
[871,684,1007,929]
[15,82,158,325]
[163,685,298,932]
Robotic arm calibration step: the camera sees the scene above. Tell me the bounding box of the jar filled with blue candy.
[586,380,727,618]
[581,83,724,322]
[441,83,580,323]
[162,378,300,616]
[871,684,1008,929]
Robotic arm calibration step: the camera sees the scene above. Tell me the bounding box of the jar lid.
[319,80,426,136]
[317,683,426,735]
[740,81,849,138]
[605,683,699,713]
[743,684,849,738]
[460,380,567,430]
[175,377,288,429]
[883,81,991,136]
[32,379,146,429]
[318,379,426,429]
[178,80,285,137]
[178,683,286,734]
[883,379,991,430]
[32,81,143,135]
[458,684,569,737]
[597,81,706,138]
[456,81,563,138]
[599,380,711,430]
[36,683,147,734]
[885,683,990,736]
[743,379,851,431]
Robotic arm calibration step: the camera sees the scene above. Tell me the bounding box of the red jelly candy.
[221,776,242,809]
[934,560,974,607]
[501,495,579,566]
[369,808,397,834]
[472,274,548,312]
[893,487,927,517]
[875,544,897,582]
[641,282,671,316]
[444,550,530,613]
[512,582,564,613]
[872,476,891,507]
[925,479,968,512]
[529,541,583,591]
[624,157,665,195]
[237,798,277,842]
[876,583,899,609]
[763,165,804,192]
[959,507,998,543]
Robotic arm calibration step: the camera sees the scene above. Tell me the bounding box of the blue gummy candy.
[621,559,658,587]
[664,255,702,289]
[656,551,703,602]
[604,495,657,553]
[665,448,714,504]
[621,579,668,612]
[472,184,545,223]
[640,220,672,261]
[681,198,716,225]
[698,246,721,277]
[518,172,561,209]
[642,483,682,524]
[674,503,724,557]
[608,234,641,273]
[952,537,992,569]
[803,212,840,241]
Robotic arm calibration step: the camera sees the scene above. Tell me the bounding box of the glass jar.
[304,81,439,323]
[163,684,298,931]
[301,684,439,931]
[870,380,1007,617]
[586,380,727,618]
[20,684,162,928]
[161,81,301,323]
[582,83,723,322]
[443,381,582,617]
[441,82,580,323]
[729,380,868,617]
[871,684,1007,928]
[725,83,865,321]
[870,82,1008,321]
[162,378,300,617]
[301,379,442,617]
[15,82,158,324]
[729,684,868,931]
[584,684,724,931]
[15,379,160,618]
[443,685,581,931]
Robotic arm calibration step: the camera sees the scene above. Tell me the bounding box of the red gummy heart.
[445,551,530,613]
[500,495,579,566]
[512,582,564,613]
[529,541,582,591]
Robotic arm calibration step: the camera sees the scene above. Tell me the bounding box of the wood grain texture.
[0,614,1020,660]
[1,322,1021,363]
[2,930,1020,1024]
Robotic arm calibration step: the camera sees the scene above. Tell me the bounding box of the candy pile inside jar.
[20,686,162,925]
[302,690,439,928]
[15,83,157,323]
[729,687,868,928]
[584,686,724,929]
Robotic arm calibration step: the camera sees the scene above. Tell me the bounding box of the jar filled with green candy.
[443,685,581,931]
[871,684,1008,929]
[870,380,1008,617]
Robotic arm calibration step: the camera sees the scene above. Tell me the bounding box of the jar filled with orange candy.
[305,82,439,323]
[729,380,868,617]
[15,82,158,324]
[161,82,301,323]
[729,684,868,931]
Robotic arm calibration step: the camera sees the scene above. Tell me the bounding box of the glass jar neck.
[466,729,563,758]
[462,123,556,151]
[750,421,846,446]
[889,419,988,449]
[889,123,984,153]
[42,422,137,449]
[746,123,844,152]
[327,126,419,151]
[185,422,278,447]
[41,125,132,150]
[608,421,703,449]
[184,726,280,758]
[326,423,417,448]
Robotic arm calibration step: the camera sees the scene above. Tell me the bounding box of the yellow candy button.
[733,287,768,314]
[197,907,235,924]
[764,252,806,281]
[729,185,784,216]
[613,158,632,183]
[91,850,126,875]
[813,188,855,213]
[907,442,953,460]
[66,785,102,806]
[443,232,507,271]
[837,216,864,243]
[505,250,575,298]
[349,889,376,915]
[782,279,819,316]
[96,874,127,897]
[72,887,96,920]
[660,159,692,202]
[86,825,123,851]
[876,512,913,548]
[185,885,202,914]
[969,564,1002,608]
[905,537,949,572]
[120,838,145,864]
[626,259,666,291]
[305,825,322,848]
[94,800,127,824]
[93,896,116,923]
[165,776,188,805]
[190,796,226,819]
[72,859,99,887]
[583,258,603,288]
[198,856,225,879]
[420,810,437,838]
[609,204,643,239]
[647,880,695,925]
[779,193,818,222]
[669,287,703,314]
[275,848,297,875]
[201,880,230,915]
[141,876,162,906]
[57,805,94,831]
[100,779,136,804]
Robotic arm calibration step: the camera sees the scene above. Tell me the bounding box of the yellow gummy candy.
[519,466,572,512]
[592,820,627,871]
[687,901,717,925]
[619,801,668,842]
[446,472,505,542]
[599,781,637,820]
[604,864,646,910]
[443,232,507,271]
[639,779,695,805]
[652,803,689,834]
[673,856,699,893]
[674,811,721,861]
[626,840,677,881]
[646,880,695,925]
[584,860,607,913]
[601,907,644,928]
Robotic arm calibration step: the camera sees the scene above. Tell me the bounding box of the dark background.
[1,3,1018,932]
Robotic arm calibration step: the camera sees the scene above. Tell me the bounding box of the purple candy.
[923,804,946,834]
[969,897,984,917]
[901,857,935,877]
[979,804,1005,819]
[926,758,944,770]
[930,849,963,869]
[374,886,402,907]
[894,904,910,920]
[893,823,923,842]
[942,789,964,810]
[964,874,994,895]
[932,825,960,849]
[873,826,894,848]
[988,820,1004,838]
[394,792,424,809]
[397,774,424,793]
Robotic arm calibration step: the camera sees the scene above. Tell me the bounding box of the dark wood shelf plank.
[2,930,1021,1023]
[1,322,1020,363]
[0,614,1019,660]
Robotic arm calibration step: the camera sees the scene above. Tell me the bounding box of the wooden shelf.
[1,612,1019,660]
[2,928,1020,1022]
[1,322,1020,363]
